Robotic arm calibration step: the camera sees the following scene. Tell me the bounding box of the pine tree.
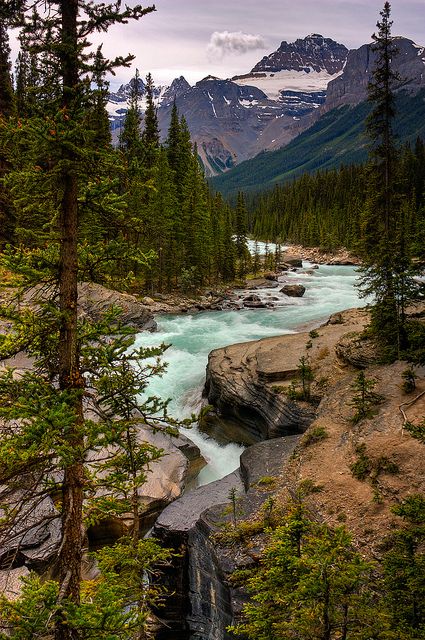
[1,3,156,636]
[230,502,385,640]
[235,191,249,277]
[87,47,112,148]
[0,22,14,118]
[383,495,425,637]
[141,71,160,170]
[120,68,143,161]
[358,2,419,357]
[0,20,15,247]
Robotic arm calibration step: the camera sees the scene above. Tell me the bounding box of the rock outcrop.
[77,282,157,331]
[324,37,425,113]
[252,34,348,75]
[205,336,315,441]
[153,436,300,639]
[87,429,206,547]
[4,282,157,332]
[205,309,370,442]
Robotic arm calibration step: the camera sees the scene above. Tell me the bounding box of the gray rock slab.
[154,470,242,534]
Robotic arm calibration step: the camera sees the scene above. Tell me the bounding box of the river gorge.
[135,260,364,485]
[133,259,369,638]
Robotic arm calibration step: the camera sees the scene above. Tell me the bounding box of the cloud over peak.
[207,30,266,60]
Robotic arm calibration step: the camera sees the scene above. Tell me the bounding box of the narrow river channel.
[135,261,365,486]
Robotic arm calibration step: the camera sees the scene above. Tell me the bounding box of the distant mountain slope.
[107,35,349,175]
[210,89,425,198]
[107,35,425,178]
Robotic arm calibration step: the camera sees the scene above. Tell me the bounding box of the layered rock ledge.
[153,436,300,640]
[205,308,368,442]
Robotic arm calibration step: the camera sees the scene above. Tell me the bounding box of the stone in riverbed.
[280,284,306,297]
[245,278,279,290]
[243,294,269,308]
[281,257,303,268]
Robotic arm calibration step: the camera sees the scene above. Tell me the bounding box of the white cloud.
[207,30,266,60]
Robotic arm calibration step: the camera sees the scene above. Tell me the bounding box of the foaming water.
[135,265,365,485]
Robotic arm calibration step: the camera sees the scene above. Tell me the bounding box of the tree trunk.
[55,1,85,632]
[322,574,331,640]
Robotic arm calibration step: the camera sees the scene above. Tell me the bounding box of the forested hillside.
[212,89,425,199]
[248,139,425,253]
[0,41,238,294]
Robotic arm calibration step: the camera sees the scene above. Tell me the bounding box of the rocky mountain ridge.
[252,34,348,74]
[107,34,349,173]
[107,34,425,176]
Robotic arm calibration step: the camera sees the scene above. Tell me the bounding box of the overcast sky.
[9,0,425,89]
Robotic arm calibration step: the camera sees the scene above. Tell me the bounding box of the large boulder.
[281,257,303,268]
[0,492,61,572]
[86,427,206,545]
[280,284,306,297]
[19,282,157,332]
[77,282,156,331]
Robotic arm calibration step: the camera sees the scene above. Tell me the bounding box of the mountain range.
[107,33,425,185]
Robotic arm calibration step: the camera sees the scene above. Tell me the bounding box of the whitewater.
[135,257,365,486]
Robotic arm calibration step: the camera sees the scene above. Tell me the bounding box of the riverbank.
[150,303,425,638]
[282,244,361,265]
[205,304,425,556]
[0,244,361,321]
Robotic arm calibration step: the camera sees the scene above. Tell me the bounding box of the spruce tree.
[1,2,156,636]
[235,191,249,277]
[230,502,385,640]
[141,71,160,169]
[383,495,425,636]
[120,68,143,160]
[358,2,418,357]
[87,47,112,149]
[0,20,15,247]
[0,22,14,118]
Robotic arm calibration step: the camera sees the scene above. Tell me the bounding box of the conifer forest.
[0,2,423,640]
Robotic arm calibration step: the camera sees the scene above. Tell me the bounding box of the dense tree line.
[231,493,425,640]
[0,27,238,293]
[249,140,425,257]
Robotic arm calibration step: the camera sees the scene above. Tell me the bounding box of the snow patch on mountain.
[233,69,343,101]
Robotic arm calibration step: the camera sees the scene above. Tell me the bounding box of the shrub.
[401,366,417,393]
[302,425,329,446]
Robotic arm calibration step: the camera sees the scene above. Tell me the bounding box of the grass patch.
[301,425,329,447]
[350,443,399,500]
[297,478,324,497]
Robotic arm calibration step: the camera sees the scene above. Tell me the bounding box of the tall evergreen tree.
[87,46,112,148]
[141,71,160,169]
[358,2,418,357]
[230,501,387,640]
[1,3,155,636]
[0,22,14,118]
[0,20,15,247]
[235,191,249,277]
[120,68,143,160]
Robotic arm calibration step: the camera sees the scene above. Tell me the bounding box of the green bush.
[302,425,329,446]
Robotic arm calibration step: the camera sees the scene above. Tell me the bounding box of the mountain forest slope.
[211,89,425,198]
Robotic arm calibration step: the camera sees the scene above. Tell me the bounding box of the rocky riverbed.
[151,304,425,638]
